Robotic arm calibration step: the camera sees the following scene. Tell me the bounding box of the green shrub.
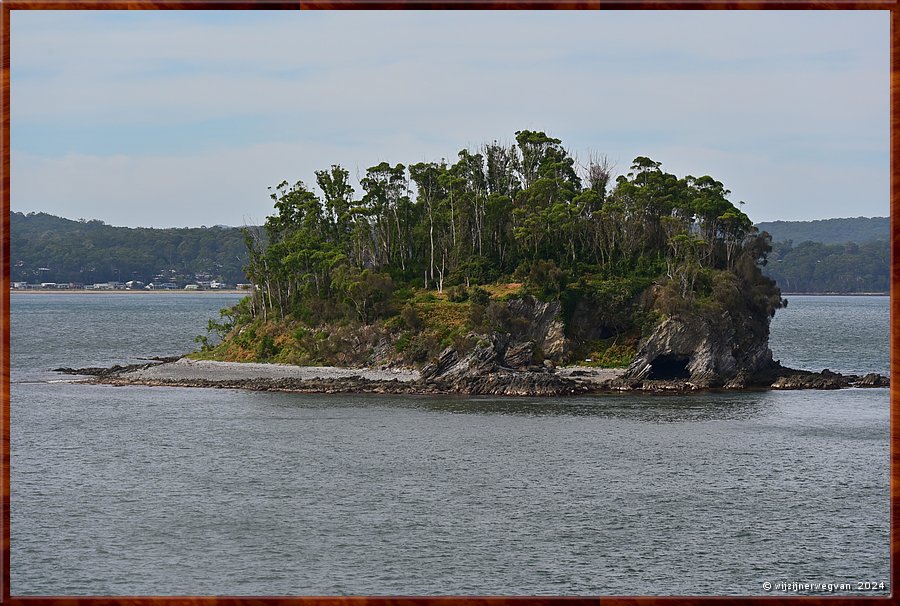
[484,300,511,331]
[578,338,637,368]
[193,334,211,352]
[446,285,469,303]
[469,302,487,330]
[470,286,491,306]
[395,332,413,353]
[256,334,278,360]
[400,305,423,330]
[526,259,568,298]
[414,291,438,303]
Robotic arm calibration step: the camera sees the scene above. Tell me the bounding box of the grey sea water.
[9,293,890,596]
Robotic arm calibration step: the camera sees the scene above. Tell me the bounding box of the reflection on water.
[272,391,781,423]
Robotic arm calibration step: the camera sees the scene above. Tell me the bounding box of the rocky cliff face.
[420,341,587,396]
[418,292,784,394]
[621,312,774,388]
[615,303,891,391]
[420,295,580,395]
[499,296,568,367]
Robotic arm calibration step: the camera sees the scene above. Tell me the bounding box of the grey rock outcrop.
[418,296,582,395]
[621,313,773,388]
[503,296,568,362]
[420,335,585,396]
[503,341,535,369]
[619,312,889,391]
[770,368,889,389]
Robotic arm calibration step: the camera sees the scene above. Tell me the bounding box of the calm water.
[10,293,890,596]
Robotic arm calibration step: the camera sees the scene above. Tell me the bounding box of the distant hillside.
[763,239,889,294]
[755,216,888,246]
[10,212,254,286]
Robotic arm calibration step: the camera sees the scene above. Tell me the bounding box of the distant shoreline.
[10,289,248,295]
[11,289,887,296]
[781,292,888,296]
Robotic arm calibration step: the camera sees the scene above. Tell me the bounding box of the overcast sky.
[11,10,889,228]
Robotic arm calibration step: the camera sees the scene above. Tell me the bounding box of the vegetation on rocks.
[200,130,785,376]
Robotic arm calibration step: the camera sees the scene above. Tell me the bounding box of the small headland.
[56,356,888,396]
[48,135,891,397]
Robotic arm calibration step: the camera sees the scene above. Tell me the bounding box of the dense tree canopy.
[243,130,779,325]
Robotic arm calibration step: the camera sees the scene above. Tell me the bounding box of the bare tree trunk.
[429,210,435,288]
[450,189,457,248]
[437,251,446,293]
[393,207,405,271]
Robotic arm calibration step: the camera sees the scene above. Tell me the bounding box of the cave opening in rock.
[648,354,691,380]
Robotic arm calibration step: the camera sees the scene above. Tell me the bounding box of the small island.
[67,131,889,395]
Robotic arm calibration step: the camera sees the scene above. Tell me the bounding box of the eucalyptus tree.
[511,130,582,264]
[452,149,489,258]
[409,161,449,289]
[315,164,356,245]
[481,141,520,268]
[261,179,343,319]
[360,162,411,270]
[483,141,520,198]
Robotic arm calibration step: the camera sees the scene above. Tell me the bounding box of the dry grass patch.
[413,298,470,330]
[482,282,524,298]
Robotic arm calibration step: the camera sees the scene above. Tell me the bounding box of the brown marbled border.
[1,2,897,603]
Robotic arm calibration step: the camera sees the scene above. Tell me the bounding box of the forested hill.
[755,216,888,246]
[755,217,889,294]
[10,212,252,286]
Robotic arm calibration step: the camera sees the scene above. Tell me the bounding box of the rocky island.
[60,131,889,395]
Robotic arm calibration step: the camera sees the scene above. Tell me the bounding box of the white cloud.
[10,10,889,224]
[13,146,297,228]
[13,138,465,228]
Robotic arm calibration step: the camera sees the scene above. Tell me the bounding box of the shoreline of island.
[56,357,889,396]
[58,358,622,396]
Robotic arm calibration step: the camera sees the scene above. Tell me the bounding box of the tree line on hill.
[10,211,251,286]
[762,239,889,293]
[755,216,887,246]
[754,216,888,293]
